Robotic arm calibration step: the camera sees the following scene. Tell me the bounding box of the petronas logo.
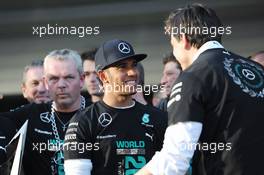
[142,113,150,124]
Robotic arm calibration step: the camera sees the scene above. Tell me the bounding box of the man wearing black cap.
[64,39,167,175]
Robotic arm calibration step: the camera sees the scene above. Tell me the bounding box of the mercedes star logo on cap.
[118,42,131,54]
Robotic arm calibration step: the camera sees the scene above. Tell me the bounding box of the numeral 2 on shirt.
[125,156,146,175]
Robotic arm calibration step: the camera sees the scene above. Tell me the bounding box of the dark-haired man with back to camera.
[64,39,167,175]
[136,3,264,175]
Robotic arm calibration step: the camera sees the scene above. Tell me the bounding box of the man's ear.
[79,73,85,89]
[181,34,191,49]
[98,71,108,84]
[21,83,27,98]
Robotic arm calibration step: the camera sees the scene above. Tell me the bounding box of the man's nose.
[89,73,97,83]
[57,78,67,88]
[127,67,137,77]
[38,81,48,93]
[160,75,167,85]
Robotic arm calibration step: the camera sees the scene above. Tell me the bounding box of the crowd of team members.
[1,3,264,175]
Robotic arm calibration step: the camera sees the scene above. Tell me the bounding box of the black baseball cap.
[95,39,147,72]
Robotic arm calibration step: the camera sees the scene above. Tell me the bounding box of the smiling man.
[157,53,182,111]
[21,60,50,104]
[64,39,167,175]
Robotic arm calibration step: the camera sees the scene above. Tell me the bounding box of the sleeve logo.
[167,82,182,108]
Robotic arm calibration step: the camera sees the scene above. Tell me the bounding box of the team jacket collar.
[192,41,224,62]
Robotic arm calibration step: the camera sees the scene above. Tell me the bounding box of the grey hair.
[22,59,44,84]
[44,49,83,75]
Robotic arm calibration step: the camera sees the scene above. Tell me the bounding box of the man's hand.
[135,166,153,175]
